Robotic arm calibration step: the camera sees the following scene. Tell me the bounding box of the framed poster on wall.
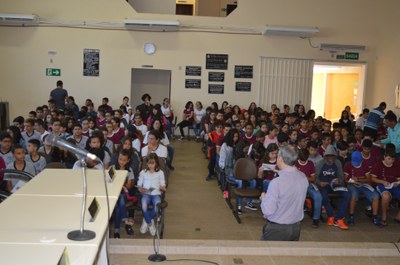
[206,54,228,70]
[185,79,201,89]
[235,82,251,92]
[208,84,224,94]
[185,66,202,76]
[83,49,100,77]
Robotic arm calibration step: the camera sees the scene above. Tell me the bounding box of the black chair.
[0,190,11,203]
[231,158,261,224]
[0,169,34,202]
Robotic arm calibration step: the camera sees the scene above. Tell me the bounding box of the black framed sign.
[208,84,224,94]
[185,66,202,76]
[206,54,228,70]
[185,79,201,89]
[234,65,253,78]
[83,48,100,77]
[235,82,252,92]
[208,72,225,82]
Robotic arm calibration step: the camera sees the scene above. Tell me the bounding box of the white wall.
[0,0,399,121]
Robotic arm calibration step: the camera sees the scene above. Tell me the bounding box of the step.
[110,239,400,257]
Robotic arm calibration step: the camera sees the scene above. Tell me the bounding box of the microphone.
[47,134,98,161]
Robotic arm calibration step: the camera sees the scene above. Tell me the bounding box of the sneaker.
[379,220,388,227]
[140,219,148,234]
[372,216,381,226]
[321,206,327,214]
[245,202,257,211]
[347,215,355,226]
[223,191,229,199]
[178,136,184,141]
[168,164,175,170]
[305,198,312,209]
[125,224,134,236]
[149,220,156,236]
[312,219,319,228]
[327,217,335,226]
[237,206,242,215]
[334,219,349,230]
[365,206,373,218]
[205,175,212,181]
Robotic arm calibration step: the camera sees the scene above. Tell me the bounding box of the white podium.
[0,168,127,265]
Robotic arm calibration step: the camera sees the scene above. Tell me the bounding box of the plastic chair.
[232,158,261,224]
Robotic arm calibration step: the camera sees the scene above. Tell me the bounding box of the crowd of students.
[194,100,400,230]
[0,88,171,238]
[1,84,400,236]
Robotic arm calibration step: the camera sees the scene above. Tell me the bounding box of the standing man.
[364,102,386,141]
[261,145,308,241]
[136,93,153,122]
[49,80,68,110]
[377,111,400,158]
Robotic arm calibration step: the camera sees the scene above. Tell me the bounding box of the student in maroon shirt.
[240,122,256,145]
[370,145,400,226]
[344,151,380,226]
[360,139,377,171]
[295,148,322,228]
[0,156,5,191]
[318,132,332,156]
[298,118,311,140]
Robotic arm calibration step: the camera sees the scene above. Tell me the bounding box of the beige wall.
[0,0,399,121]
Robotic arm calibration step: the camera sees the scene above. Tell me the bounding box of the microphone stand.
[68,157,96,241]
[148,203,166,262]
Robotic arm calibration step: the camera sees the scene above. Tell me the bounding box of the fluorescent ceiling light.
[124,19,180,31]
[320,43,366,52]
[0,13,39,25]
[264,25,319,37]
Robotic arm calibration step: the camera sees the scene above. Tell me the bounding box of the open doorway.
[311,62,367,122]
[131,68,171,110]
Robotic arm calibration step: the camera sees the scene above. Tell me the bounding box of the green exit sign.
[46,68,61,76]
[336,55,345,60]
[345,52,359,60]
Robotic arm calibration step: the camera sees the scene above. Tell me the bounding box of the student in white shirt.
[141,130,168,159]
[137,153,166,236]
[193,101,206,141]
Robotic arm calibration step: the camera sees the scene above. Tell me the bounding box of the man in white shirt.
[141,130,167,159]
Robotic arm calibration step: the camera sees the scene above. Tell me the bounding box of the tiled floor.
[109,139,400,264]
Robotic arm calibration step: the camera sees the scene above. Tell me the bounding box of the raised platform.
[110,239,400,257]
